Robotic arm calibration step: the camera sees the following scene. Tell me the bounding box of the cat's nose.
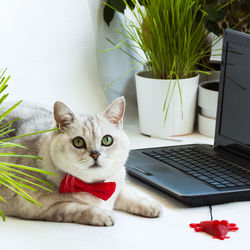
[90,151,100,160]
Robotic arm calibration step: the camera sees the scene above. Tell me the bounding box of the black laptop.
[125,29,250,207]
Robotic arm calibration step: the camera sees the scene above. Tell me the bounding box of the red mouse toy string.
[209,205,213,221]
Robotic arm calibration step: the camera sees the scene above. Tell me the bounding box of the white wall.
[0,0,109,113]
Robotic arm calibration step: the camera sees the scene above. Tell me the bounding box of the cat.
[0,97,161,226]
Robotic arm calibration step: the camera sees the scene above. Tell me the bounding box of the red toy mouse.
[190,220,239,240]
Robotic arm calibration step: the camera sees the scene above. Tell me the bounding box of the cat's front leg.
[114,184,162,217]
[4,191,115,226]
[42,200,115,226]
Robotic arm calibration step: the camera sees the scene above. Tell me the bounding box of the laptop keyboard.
[143,146,250,189]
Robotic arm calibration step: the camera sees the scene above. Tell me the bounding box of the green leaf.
[2,171,52,192]
[103,37,143,63]
[126,0,136,9]
[0,118,20,130]
[104,3,115,26]
[206,20,222,36]
[0,161,55,176]
[0,141,26,149]
[0,176,41,207]
[0,194,7,203]
[0,128,15,138]
[0,153,42,160]
[109,0,126,13]
[0,124,13,134]
[164,80,177,124]
[0,68,7,82]
[138,0,150,6]
[0,100,22,122]
[0,208,5,221]
[104,64,140,89]
[176,78,183,120]
[104,0,133,25]
[0,164,54,188]
[2,174,38,192]
[0,93,9,105]
[0,127,58,142]
[0,76,10,94]
[204,2,225,22]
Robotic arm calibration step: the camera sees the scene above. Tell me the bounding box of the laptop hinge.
[215,145,250,162]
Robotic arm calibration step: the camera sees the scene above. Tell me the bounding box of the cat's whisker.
[65,174,75,192]
[71,176,76,192]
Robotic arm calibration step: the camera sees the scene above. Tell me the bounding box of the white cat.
[0,97,161,226]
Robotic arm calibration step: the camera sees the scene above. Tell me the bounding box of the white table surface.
[1,119,249,250]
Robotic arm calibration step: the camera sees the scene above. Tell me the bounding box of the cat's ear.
[54,101,75,130]
[104,97,125,128]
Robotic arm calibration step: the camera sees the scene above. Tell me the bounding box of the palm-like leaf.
[0,69,57,221]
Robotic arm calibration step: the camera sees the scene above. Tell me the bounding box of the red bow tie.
[59,174,116,201]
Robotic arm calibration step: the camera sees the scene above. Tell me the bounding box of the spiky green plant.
[104,0,211,80]
[0,68,57,221]
[102,0,211,122]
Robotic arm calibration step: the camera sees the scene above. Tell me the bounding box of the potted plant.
[103,0,211,138]
[104,0,250,33]
[204,0,250,36]
[197,0,249,137]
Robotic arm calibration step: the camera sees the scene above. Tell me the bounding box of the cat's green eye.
[101,135,113,147]
[72,136,86,149]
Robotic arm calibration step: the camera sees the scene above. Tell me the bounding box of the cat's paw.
[81,207,115,227]
[130,198,162,218]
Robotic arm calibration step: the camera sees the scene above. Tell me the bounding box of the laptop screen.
[214,29,250,159]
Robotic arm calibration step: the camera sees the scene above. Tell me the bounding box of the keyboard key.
[187,170,197,175]
[206,179,216,183]
[215,184,226,188]
[226,183,237,187]
[198,176,210,181]
[235,182,245,186]
[210,182,221,185]
[198,170,207,174]
[235,177,248,182]
[225,177,238,182]
[175,165,191,172]
[216,172,228,177]
[169,157,179,161]
[192,173,202,177]
[203,172,215,177]
[220,180,230,184]
[213,177,226,182]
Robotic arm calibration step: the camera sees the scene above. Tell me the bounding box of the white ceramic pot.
[198,80,219,119]
[198,113,216,138]
[198,80,219,137]
[135,71,199,138]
